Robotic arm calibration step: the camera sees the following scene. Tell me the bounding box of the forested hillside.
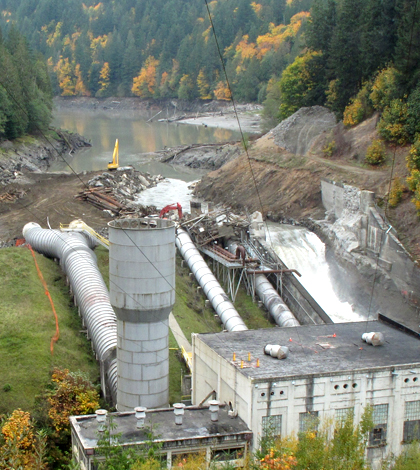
[264,0,420,123]
[0,0,313,102]
[0,27,52,140]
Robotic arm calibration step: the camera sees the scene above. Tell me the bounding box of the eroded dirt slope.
[195,123,419,258]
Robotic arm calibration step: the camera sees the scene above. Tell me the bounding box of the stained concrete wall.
[321,178,420,302]
[192,332,420,468]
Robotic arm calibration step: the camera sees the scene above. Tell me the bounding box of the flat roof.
[196,321,420,380]
[71,406,251,451]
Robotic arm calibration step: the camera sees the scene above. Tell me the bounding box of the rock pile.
[76,167,163,216]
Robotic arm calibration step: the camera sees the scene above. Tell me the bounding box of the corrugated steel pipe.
[176,228,248,332]
[254,274,300,327]
[22,222,118,402]
[226,240,300,328]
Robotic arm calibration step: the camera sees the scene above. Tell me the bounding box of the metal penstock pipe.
[176,228,248,332]
[22,222,117,402]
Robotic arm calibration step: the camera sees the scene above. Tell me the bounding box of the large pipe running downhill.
[227,240,300,328]
[176,228,248,332]
[23,222,118,402]
[254,274,300,327]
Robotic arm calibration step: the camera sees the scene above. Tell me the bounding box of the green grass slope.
[0,247,98,415]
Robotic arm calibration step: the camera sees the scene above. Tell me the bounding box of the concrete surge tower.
[108,218,175,411]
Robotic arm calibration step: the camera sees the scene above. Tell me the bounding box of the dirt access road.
[0,171,112,243]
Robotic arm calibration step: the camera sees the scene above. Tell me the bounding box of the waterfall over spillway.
[266,223,366,323]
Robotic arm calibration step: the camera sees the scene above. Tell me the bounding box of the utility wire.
[203,0,274,248]
[203,0,313,362]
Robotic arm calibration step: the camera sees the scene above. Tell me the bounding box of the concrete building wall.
[321,178,420,303]
[193,334,420,467]
[192,335,252,425]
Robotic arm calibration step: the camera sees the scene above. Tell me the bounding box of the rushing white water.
[135,178,200,211]
[266,223,366,323]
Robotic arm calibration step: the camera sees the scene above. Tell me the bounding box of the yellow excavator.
[107,139,119,170]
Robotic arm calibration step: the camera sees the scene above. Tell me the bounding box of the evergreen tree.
[361,0,398,79]
[0,41,28,139]
[394,0,420,91]
[327,0,365,115]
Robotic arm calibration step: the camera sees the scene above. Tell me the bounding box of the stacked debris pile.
[76,167,162,216]
[0,188,26,202]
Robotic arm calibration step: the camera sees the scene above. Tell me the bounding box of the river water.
[266,224,367,323]
[53,109,365,323]
[52,109,242,210]
[51,109,241,180]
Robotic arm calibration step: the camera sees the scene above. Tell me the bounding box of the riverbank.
[0,129,91,186]
[53,97,262,134]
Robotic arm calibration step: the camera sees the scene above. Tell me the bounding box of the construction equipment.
[107,139,119,170]
[60,219,110,248]
[159,202,183,220]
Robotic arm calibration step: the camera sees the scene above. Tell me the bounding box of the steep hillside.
[195,111,419,259]
[0,0,312,101]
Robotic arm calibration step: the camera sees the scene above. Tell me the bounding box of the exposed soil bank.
[0,130,91,186]
[194,108,420,331]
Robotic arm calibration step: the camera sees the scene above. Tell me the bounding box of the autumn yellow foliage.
[389,177,404,208]
[132,56,160,98]
[214,81,231,100]
[256,13,309,59]
[365,139,387,165]
[0,409,47,469]
[47,368,99,433]
[2,409,34,452]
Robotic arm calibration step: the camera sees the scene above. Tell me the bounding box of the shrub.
[406,140,420,171]
[378,99,411,145]
[370,66,400,111]
[343,83,373,127]
[47,368,100,434]
[0,409,48,469]
[407,169,420,192]
[322,140,336,158]
[365,139,386,165]
[406,141,420,215]
[389,177,404,207]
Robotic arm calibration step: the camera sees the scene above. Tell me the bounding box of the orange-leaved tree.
[132,56,159,98]
[47,368,99,434]
[0,409,47,469]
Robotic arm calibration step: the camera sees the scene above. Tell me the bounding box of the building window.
[299,411,319,434]
[262,415,282,437]
[404,400,420,442]
[211,447,245,462]
[335,407,354,423]
[369,404,388,446]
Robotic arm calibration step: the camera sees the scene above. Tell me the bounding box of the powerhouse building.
[192,320,420,466]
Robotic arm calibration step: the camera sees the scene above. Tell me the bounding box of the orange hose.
[27,244,60,354]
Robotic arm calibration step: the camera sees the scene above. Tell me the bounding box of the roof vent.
[173,403,185,425]
[264,344,289,359]
[209,400,219,422]
[362,332,385,346]
[95,409,107,432]
[135,407,147,429]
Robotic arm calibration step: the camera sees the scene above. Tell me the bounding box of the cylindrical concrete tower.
[108,218,175,411]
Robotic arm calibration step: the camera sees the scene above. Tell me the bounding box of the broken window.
[369,404,388,446]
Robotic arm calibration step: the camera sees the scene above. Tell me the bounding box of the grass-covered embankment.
[0,245,272,415]
[0,247,99,415]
